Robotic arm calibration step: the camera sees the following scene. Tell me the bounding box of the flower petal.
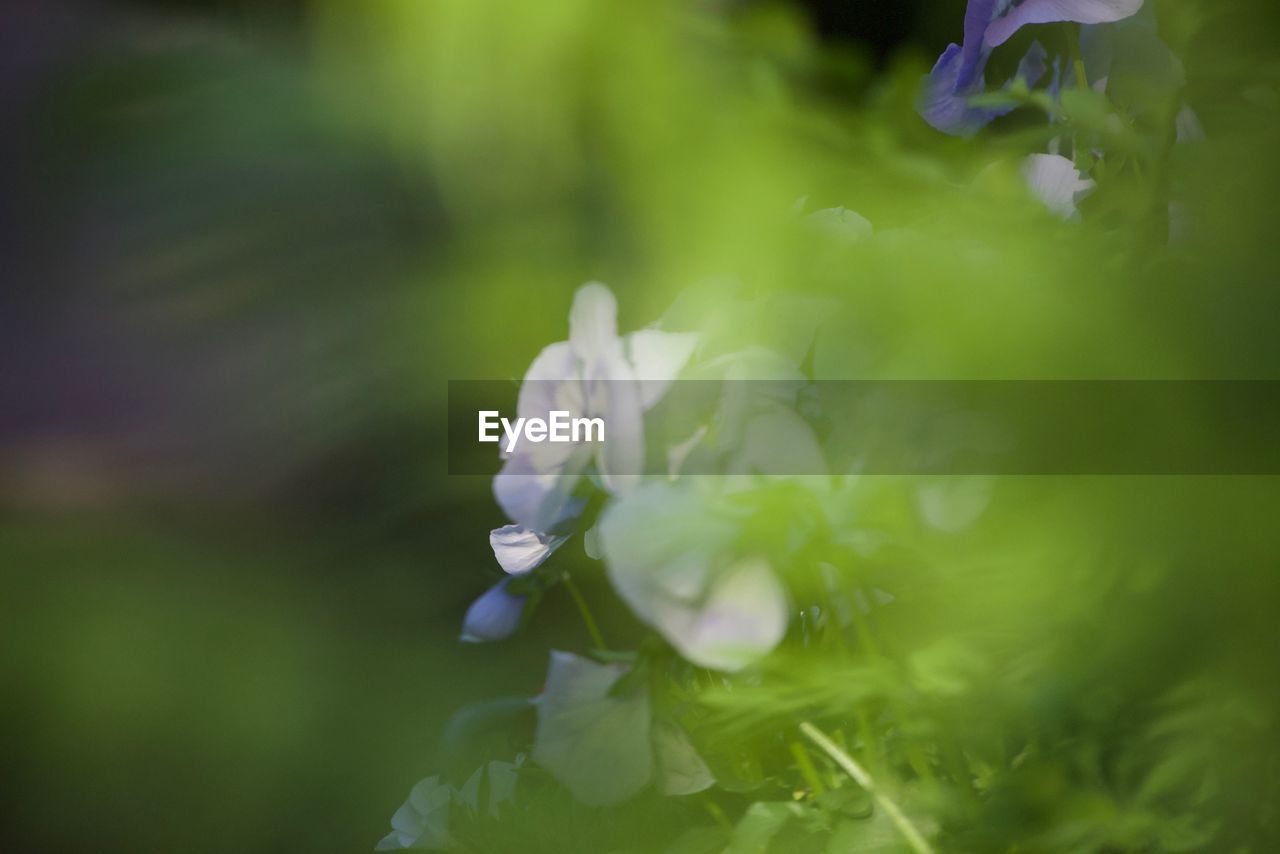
[460,579,526,643]
[625,329,700,410]
[516,341,585,425]
[1022,153,1095,220]
[984,0,1144,49]
[569,282,623,366]
[489,524,566,575]
[660,556,790,672]
[492,447,588,533]
[960,0,1003,87]
[919,43,989,136]
[919,38,1047,136]
[594,372,646,493]
[599,481,738,613]
[531,651,653,805]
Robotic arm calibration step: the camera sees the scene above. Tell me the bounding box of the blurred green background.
[2,0,1279,850]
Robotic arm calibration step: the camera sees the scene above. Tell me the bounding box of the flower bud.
[460,579,525,643]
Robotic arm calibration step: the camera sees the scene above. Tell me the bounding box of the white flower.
[493,283,698,532]
[531,651,713,805]
[598,482,790,672]
[1022,153,1095,220]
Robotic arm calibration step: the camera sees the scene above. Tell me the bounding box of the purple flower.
[920,0,1143,135]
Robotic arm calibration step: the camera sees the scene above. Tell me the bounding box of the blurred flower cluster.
[368,1,1278,851]
[921,0,1200,225]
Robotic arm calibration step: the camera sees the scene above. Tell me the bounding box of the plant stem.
[563,572,607,651]
[702,798,734,833]
[1063,23,1089,92]
[800,721,935,854]
[789,738,828,796]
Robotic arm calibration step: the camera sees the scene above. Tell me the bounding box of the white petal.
[532,651,653,805]
[666,556,790,672]
[489,524,566,575]
[599,484,788,672]
[521,340,575,385]
[625,329,700,409]
[1022,153,1095,220]
[492,448,588,533]
[517,343,589,441]
[599,482,736,620]
[594,373,646,493]
[569,282,623,366]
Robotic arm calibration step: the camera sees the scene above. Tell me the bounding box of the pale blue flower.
[493,283,698,532]
[598,482,789,672]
